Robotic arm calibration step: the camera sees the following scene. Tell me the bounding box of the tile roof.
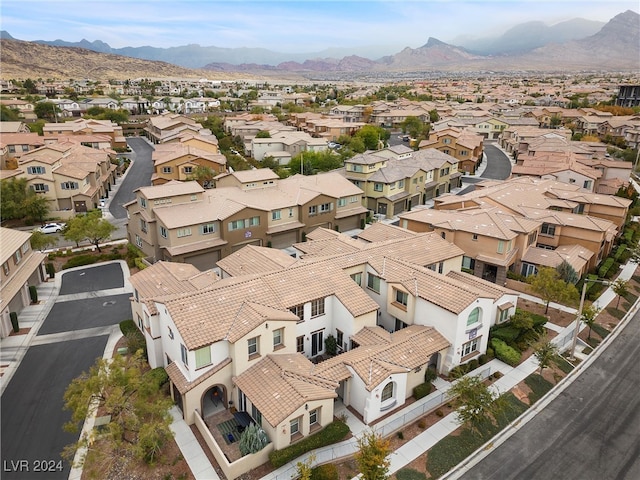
[357,223,418,243]
[167,358,232,394]
[521,244,593,272]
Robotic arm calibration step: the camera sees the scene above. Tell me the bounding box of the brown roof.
[167,358,232,394]
[357,223,418,243]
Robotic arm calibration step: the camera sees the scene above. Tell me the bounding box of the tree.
[22,78,37,94]
[23,191,50,223]
[556,259,578,284]
[63,211,116,252]
[0,178,28,220]
[533,340,559,374]
[428,109,440,123]
[580,304,600,339]
[187,165,216,188]
[34,101,58,120]
[294,453,316,480]
[255,130,271,138]
[612,279,629,309]
[62,351,173,470]
[400,116,425,139]
[63,215,88,247]
[355,125,390,151]
[529,267,579,314]
[1,105,21,121]
[447,375,507,437]
[30,230,58,251]
[354,429,391,480]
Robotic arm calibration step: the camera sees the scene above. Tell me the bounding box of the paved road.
[0,264,131,480]
[109,137,154,220]
[457,309,640,480]
[481,143,512,180]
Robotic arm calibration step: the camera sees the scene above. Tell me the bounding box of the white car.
[36,223,66,234]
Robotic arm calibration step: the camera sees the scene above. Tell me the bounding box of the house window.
[251,405,262,427]
[27,166,46,174]
[462,256,475,271]
[319,203,332,213]
[389,182,396,190]
[395,289,408,307]
[395,318,407,331]
[367,274,381,294]
[195,346,212,368]
[139,196,148,208]
[248,336,259,357]
[443,138,451,145]
[381,382,394,402]
[472,234,478,241]
[290,417,300,436]
[467,307,480,326]
[336,330,343,351]
[273,328,283,348]
[272,210,281,220]
[398,180,405,188]
[351,164,363,172]
[180,344,188,366]
[13,250,21,264]
[21,242,29,254]
[441,232,446,239]
[229,219,245,231]
[497,241,505,254]
[160,226,168,238]
[374,183,383,192]
[337,198,346,207]
[2,262,9,276]
[583,180,592,189]
[308,205,317,216]
[135,235,143,248]
[350,272,362,286]
[540,223,556,237]
[311,298,325,317]
[296,335,304,353]
[499,308,510,323]
[309,408,318,426]
[527,231,537,246]
[137,314,143,330]
[184,166,193,174]
[462,338,479,357]
[177,228,192,238]
[200,223,216,234]
[162,166,172,173]
[168,327,174,339]
[32,183,48,192]
[61,181,79,190]
[140,219,147,233]
[290,304,304,322]
[289,208,294,217]
[573,204,585,214]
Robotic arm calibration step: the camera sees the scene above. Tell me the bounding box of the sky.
[1,0,637,53]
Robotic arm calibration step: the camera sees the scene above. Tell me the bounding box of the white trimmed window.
[61,181,79,190]
[180,344,188,366]
[162,166,172,173]
[395,289,408,307]
[290,304,304,322]
[273,328,283,348]
[311,298,325,317]
[195,346,212,368]
[350,272,362,286]
[27,166,46,174]
[177,228,192,237]
[337,198,346,207]
[319,203,332,213]
[160,226,168,238]
[200,223,216,235]
[381,382,394,402]
[135,235,143,248]
[290,417,300,436]
[272,210,281,220]
[462,338,479,357]
[467,307,480,326]
[309,408,318,426]
[248,337,258,357]
[367,274,381,294]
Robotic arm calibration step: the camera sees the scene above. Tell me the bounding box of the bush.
[417,419,427,429]
[413,382,433,400]
[10,312,19,333]
[144,367,169,388]
[126,330,147,357]
[448,364,469,379]
[324,334,337,356]
[598,257,616,279]
[45,262,56,278]
[119,319,138,337]
[435,409,444,417]
[468,359,479,371]
[396,468,427,480]
[311,464,339,480]
[424,367,437,383]
[478,354,490,365]
[62,254,99,269]
[397,431,404,440]
[491,326,520,343]
[269,420,349,468]
[29,285,38,303]
[491,338,521,366]
[493,371,503,380]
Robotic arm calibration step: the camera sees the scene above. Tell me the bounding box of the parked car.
[36,223,66,234]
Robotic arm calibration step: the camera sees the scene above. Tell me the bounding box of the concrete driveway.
[0,262,132,480]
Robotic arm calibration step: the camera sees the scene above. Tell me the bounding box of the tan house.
[42,118,126,149]
[151,143,227,186]
[418,127,484,174]
[0,228,46,338]
[0,133,46,169]
[144,113,211,144]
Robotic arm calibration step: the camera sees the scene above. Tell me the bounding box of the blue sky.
[1,0,637,52]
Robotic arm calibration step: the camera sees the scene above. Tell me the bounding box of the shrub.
[145,367,169,388]
[119,319,138,337]
[239,423,269,456]
[468,359,479,371]
[491,326,520,343]
[396,468,427,480]
[598,257,616,279]
[45,262,56,278]
[134,258,148,270]
[10,312,19,333]
[424,367,437,383]
[126,330,147,358]
[417,419,427,429]
[29,285,38,303]
[448,364,469,379]
[397,431,404,440]
[62,254,98,269]
[435,409,444,417]
[493,371,503,379]
[311,464,339,480]
[324,334,337,356]
[486,347,495,359]
[413,382,432,400]
[478,354,490,365]
[269,420,349,468]
[491,338,521,366]
[524,374,553,404]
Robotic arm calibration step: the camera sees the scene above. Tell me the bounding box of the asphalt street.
[480,143,512,180]
[109,137,154,220]
[0,264,131,480]
[457,309,640,480]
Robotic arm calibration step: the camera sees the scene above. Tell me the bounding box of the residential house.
[0,133,45,169]
[144,113,211,144]
[251,131,328,163]
[418,127,484,174]
[0,99,35,120]
[42,118,126,149]
[151,143,227,186]
[0,228,46,338]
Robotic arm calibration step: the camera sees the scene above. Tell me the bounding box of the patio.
[203,409,245,462]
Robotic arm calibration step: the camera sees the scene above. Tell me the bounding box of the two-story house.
[151,143,227,186]
[418,127,484,175]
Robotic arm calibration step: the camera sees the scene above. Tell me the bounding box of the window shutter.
[44,185,49,192]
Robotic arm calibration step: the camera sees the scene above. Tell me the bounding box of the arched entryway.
[202,384,227,418]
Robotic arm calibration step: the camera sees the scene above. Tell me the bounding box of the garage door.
[270,230,298,249]
[337,216,359,232]
[185,250,221,270]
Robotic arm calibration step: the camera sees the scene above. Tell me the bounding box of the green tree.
[63,215,88,247]
[550,114,562,128]
[294,453,316,480]
[529,267,579,314]
[0,178,28,220]
[580,304,600,339]
[62,351,173,469]
[428,109,440,123]
[63,211,116,252]
[556,260,578,284]
[0,105,21,121]
[255,130,271,138]
[400,116,425,139]
[611,279,629,309]
[355,430,391,480]
[355,125,390,151]
[34,101,58,120]
[533,340,559,374]
[186,165,216,188]
[30,230,58,251]
[447,374,508,437]
[23,191,50,223]
[22,78,37,94]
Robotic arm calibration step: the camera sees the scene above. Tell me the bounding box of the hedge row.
[490,338,521,366]
[598,257,616,279]
[413,382,433,400]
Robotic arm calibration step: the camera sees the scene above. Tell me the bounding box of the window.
[139,197,147,207]
[273,328,283,348]
[540,223,556,237]
[527,231,537,246]
[140,219,147,233]
[229,219,245,231]
[289,208,294,217]
[13,250,21,264]
[21,242,29,254]
[2,262,9,276]
[499,308,510,323]
[272,210,281,220]
[311,298,325,317]
[351,164,363,172]
[137,314,143,330]
[181,344,188,366]
[374,183,383,192]
[441,232,446,239]
[175,227,191,238]
[395,289,408,307]
[135,235,143,248]
[472,234,478,241]
[296,335,304,353]
[398,179,405,188]
[308,205,317,216]
[290,417,300,436]
[583,180,592,189]
[309,408,318,426]
[443,138,451,144]
[462,338,479,357]
[27,166,46,174]
[183,166,193,174]
[248,216,260,226]
[319,203,332,213]
[497,240,505,254]
[337,198,346,207]
[290,304,304,322]
[573,204,585,214]
[32,183,48,192]
[162,166,172,173]
[467,307,480,326]
[336,330,343,351]
[200,223,216,235]
[160,226,168,238]
[462,256,475,271]
[61,181,79,190]
[195,346,212,368]
[381,382,394,402]
[251,405,262,427]
[350,272,362,286]
[248,337,258,357]
[367,274,381,294]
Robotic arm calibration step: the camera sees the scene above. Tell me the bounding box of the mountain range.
[0,10,638,80]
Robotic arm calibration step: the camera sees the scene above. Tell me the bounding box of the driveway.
[456,309,640,480]
[109,137,154,220]
[0,263,132,480]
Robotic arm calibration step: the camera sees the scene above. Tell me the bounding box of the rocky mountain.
[0,38,229,80]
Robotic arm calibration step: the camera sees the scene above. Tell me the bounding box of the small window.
[337,198,346,207]
[381,382,394,402]
[248,336,258,357]
[311,298,325,317]
[160,226,168,238]
[273,328,283,348]
[367,274,381,294]
[162,166,172,173]
[374,183,383,192]
[296,335,304,353]
[184,166,193,174]
[200,223,216,235]
[467,307,480,326]
[135,235,143,248]
[395,289,408,307]
[497,240,505,254]
[541,223,556,237]
[336,330,343,350]
[272,210,281,220]
[139,197,147,208]
[462,338,479,357]
[309,408,318,426]
[195,346,212,368]
[140,219,147,233]
[350,272,362,286]
[472,234,478,241]
[309,205,317,216]
[290,304,304,322]
[180,344,188,366]
[177,228,192,237]
[2,262,9,276]
[168,327,174,339]
[290,417,300,436]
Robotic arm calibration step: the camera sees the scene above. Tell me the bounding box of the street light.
[569,277,609,361]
